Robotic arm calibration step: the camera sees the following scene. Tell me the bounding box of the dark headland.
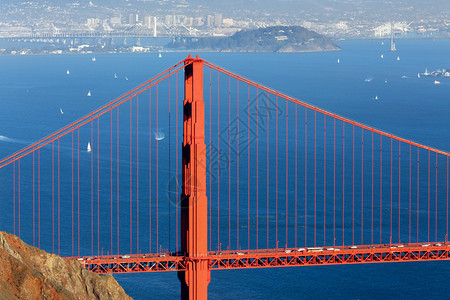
[0,231,132,300]
[167,25,341,52]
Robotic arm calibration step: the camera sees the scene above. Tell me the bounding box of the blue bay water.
[0,40,449,299]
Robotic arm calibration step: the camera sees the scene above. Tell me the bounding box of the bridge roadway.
[67,242,450,274]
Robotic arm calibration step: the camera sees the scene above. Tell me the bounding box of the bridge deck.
[67,243,450,274]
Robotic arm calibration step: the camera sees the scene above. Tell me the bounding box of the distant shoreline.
[0,48,343,57]
[1,36,450,57]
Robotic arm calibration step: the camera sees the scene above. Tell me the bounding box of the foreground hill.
[168,25,341,52]
[0,232,132,300]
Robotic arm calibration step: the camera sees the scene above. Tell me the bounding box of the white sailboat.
[417,73,420,78]
[375,96,379,100]
[66,70,70,75]
[397,56,400,61]
[380,54,384,59]
[434,80,440,85]
[125,76,128,81]
[337,58,340,63]
[60,108,64,114]
[92,57,96,62]
[87,142,92,152]
[87,90,91,97]
[114,73,118,79]
[158,52,162,58]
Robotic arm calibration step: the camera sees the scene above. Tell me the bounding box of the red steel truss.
[2,55,450,300]
[71,243,449,274]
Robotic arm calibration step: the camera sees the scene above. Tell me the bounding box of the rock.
[0,232,132,300]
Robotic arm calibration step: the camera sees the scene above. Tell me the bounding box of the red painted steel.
[203,61,450,157]
[178,55,210,300]
[2,56,450,299]
[71,243,450,274]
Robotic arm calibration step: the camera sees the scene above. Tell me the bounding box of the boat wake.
[154,130,165,141]
[0,135,16,143]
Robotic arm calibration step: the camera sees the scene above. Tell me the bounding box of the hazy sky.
[1,0,449,21]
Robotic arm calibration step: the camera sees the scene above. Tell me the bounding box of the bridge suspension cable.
[0,56,448,299]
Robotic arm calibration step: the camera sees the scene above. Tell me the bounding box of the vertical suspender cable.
[176,72,179,252]
[428,150,430,242]
[295,105,297,247]
[255,88,259,250]
[417,149,419,242]
[97,118,100,255]
[72,131,74,255]
[380,135,383,244]
[324,117,326,246]
[342,123,345,246]
[58,139,60,254]
[149,90,151,253]
[352,126,355,245]
[91,122,94,255]
[247,84,250,250]
[52,142,55,252]
[137,95,140,252]
[156,85,159,251]
[217,73,220,250]
[371,132,373,245]
[314,111,316,246]
[229,77,231,248]
[237,79,240,249]
[39,149,41,249]
[305,108,307,247]
[33,151,35,246]
[390,138,393,243]
[286,100,288,247]
[409,144,411,244]
[361,130,364,244]
[399,143,401,242]
[208,69,211,250]
[78,129,80,255]
[333,118,335,246]
[435,154,438,242]
[117,108,120,254]
[111,111,113,254]
[18,159,20,238]
[130,99,133,253]
[267,91,270,249]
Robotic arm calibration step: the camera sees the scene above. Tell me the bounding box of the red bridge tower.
[178,55,210,299]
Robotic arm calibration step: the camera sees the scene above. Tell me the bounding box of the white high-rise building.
[144,16,152,28]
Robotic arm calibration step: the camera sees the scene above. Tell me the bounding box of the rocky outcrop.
[0,232,132,300]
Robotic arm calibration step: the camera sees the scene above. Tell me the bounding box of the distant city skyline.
[0,0,449,40]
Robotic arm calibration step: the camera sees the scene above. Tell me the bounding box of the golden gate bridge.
[0,55,449,299]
